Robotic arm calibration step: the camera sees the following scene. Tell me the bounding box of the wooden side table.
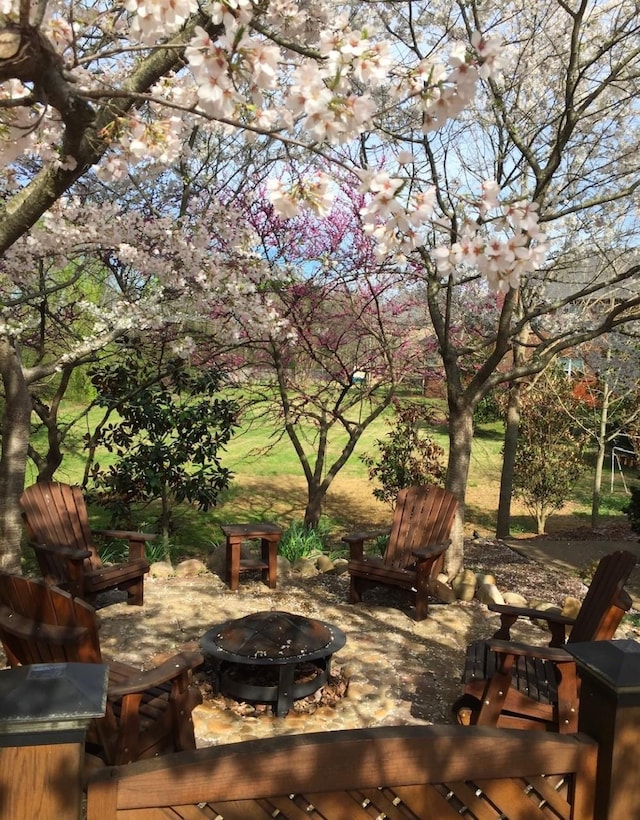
[221,523,282,591]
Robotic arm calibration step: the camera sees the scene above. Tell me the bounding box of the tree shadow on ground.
[88,569,505,736]
[211,476,391,539]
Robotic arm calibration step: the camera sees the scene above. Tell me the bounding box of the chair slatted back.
[384,485,458,570]
[0,573,102,667]
[567,550,636,644]
[21,481,102,571]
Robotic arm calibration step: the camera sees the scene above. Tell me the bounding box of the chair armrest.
[28,540,91,562]
[342,529,390,545]
[412,541,450,560]
[107,651,204,697]
[485,638,574,664]
[94,530,155,562]
[343,529,390,561]
[489,602,576,647]
[94,530,156,542]
[488,603,576,626]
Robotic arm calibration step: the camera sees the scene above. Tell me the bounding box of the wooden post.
[568,638,640,819]
[0,663,107,820]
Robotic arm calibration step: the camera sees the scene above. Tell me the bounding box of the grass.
[24,397,636,564]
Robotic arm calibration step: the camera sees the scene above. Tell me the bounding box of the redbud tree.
[223,183,429,528]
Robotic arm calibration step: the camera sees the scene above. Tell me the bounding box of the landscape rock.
[149,561,174,579]
[292,557,319,577]
[476,583,505,606]
[452,568,477,602]
[562,596,581,620]
[316,555,335,573]
[432,578,457,604]
[476,572,497,587]
[277,555,292,577]
[175,558,208,577]
[531,601,563,628]
[333,558,349,575]
[533,601,562,615]
[502,592,528,608]
[206,547,226,577]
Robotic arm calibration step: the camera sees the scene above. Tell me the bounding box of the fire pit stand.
[200,611,346,717]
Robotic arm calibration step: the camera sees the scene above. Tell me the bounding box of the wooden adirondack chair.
[20,481,152,606]
[0,572,203,765]
[344,485,458,621]
[454,549,636,733]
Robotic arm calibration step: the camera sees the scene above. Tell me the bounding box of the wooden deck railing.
[86,637,640,820]
[86,725,597,819]
[2,638,639,818]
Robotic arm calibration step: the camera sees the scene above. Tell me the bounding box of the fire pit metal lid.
[200,610,346,665]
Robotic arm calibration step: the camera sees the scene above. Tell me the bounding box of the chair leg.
[126,579,144,606]
[452,694,481,726]
[349,575,364,604]
[414,590,429,621]
[170,678,201,751]
[474,661,514,727]
[555,664,579,733]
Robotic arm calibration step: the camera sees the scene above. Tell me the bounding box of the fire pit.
[200,611,346,717]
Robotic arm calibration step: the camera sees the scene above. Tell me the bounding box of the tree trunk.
[591,379,611,529]
[592,441,606,529]
[496,380,522,538]
[0,339,32,571]
[536,507,547,535]
[443,401,475,579]
[304,484,324,529]
[30,366,72,482]
[496,310,528,539]
[161,485,171,546]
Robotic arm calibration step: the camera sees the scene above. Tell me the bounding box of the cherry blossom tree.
[377,0,640,573]
[0,196,276,569]
[1,0,639,579]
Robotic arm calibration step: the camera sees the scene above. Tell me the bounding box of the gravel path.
[91,536,640,749]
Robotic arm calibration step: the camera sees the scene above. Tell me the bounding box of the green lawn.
[24,399,634,563]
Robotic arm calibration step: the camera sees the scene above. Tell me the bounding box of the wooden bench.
[87,725,597,819]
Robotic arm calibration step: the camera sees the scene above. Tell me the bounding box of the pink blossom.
[266,179,301,218]
[480,180,501,215]
[471,31,503,79]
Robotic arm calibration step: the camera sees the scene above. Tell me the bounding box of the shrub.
[278,520,330,563]
[473,391,504,424]
[88,351,238,539]
[512,371,587,534]
[98,536,172,564]
[361,403,446,506]
[624,485,640,533]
